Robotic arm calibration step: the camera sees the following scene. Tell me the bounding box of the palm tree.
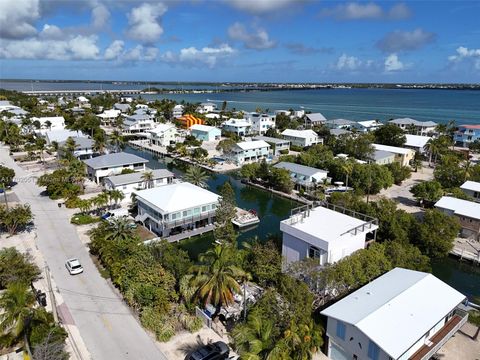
[232,312,285,360]
[184,165,209,188]
[0,282,48,354]
[105,218,134,242]
[44,120,52,131]
[93,136,107,155]
[108,189,124,208]
[187,244,246,318]
[340,159,354,189]
[280,320,323,360]
[109,130,124,153]
[424,138,440,166]
[141,170,154,189]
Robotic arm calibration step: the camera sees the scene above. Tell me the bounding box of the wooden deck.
[409,315,463,360]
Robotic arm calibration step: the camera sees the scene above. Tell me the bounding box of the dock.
[449,238,480,264]
[143,224,215,244]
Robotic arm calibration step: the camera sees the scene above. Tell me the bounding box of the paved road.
[1,148,167,360]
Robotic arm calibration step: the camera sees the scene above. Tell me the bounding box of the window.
[202,205,208,212]
[211,204,216,209]
[309,246,321,259]
[194,207,200,215]
[183,209,192,217]
[336,321,346,340]
[368,341,379,360]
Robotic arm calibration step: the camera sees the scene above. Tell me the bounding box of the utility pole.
[45,264,58,323]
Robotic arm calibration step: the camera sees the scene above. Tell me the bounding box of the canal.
[125,146,480,300]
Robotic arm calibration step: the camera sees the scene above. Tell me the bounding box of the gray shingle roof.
[274,161,328,177]
[105,169,174,186]
[373,149,395,161]
[84,152,148,169]
[306,113,327,123]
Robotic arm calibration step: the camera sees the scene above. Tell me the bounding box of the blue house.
[190,124,221,141]
[455,125,480,147]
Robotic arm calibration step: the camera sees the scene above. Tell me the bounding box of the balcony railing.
[409,308,468,360]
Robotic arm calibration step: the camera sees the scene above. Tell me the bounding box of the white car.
[65,258,83,275]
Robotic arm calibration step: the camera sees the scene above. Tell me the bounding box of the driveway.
[0,147,167,360]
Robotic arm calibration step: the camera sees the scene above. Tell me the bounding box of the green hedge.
[71,214,100,225]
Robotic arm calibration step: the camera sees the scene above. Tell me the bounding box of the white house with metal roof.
[222,118,252,137]
[31,116,66,131]
[104,169,174,199]
[404,134,432,154]
[389,118,437,135]
[123,114,156,134]
[148,123,178,146]
[281,129,321,148]
[44,129,87,145]
[253,136,290,156]
[97,109,121,123]
[190,124,221,141]
[460,180,480,202]
[172,104,184,118]
[435,196,480,240]
[321,267,467,360]
[135,182,220,237]
[113,103,131,113]
[83,152,148,183]
[227,140,270,165]
[325,119,357,130]
[57,137,96,160]
[274,162,328,187]
[353,120,383,133]
[244,112,276,135]
[196,102,217,114]
[372,144,415,167]
[281,204,378,267]
[372,149,395,165]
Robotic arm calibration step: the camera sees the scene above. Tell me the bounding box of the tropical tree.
[35,137,47,164]
[104,218,134,242]
[213,182,237,244]
[108,189,124,208]
[424,138,441,166]
[141,170,155,189]
[109,130,124,152]
[186,244,246,317]
[184,166,209,188]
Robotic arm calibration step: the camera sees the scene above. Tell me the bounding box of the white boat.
[232,208,260,228]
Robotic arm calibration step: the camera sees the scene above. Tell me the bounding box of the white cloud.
[335,54,362,70]
[104,40,124,60]
[0,0,40,39]
[228,22,275,50]
[320,2,411,20]
[377,28,435,53]
[126,3,167,44]
[448,46,480,70]
[91,3,110,29]
[225,0,301,14]
[0,35,100,60]
[162,44,236,68]
[39,24,63,40]
[384,53,405,71]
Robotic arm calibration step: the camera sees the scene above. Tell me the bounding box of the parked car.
[65,258,83,275]
[101,208,130,221]
[185,341,229,360]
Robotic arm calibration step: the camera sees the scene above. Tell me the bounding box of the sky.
[0,0,479,83]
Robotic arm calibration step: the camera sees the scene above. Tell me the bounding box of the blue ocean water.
[1,81,479,124]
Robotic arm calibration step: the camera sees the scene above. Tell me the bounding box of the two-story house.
[227,140,270,165]
[58,136,96,160]
[372,144,415,167]
[435,196,480,241]
[274,162,328,188]
[460,180,480,202]
[148,123,178,147]
[280,204,378,267]
[190,124,221,141]
[104,169,174,199]
[252,136,290,156]
[321,267,467,360]
[353,120,383,133]
[196,102,217,114]
[281,129,321,148]
[244,112,276,135]
[135,182,220,237]
[83,152,148,183]
[455,124,480,147]
[123,114,156,134]
[222,118,252,137]
[389,118,437,135]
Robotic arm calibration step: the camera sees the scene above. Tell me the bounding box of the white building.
[435,196,480,240]
[57,137,96,160]
[274,162,328,187]
[104,169,174,199]
[389,118,437,135]
[244,112,275,135]
[196,102,217,114]
[222,118,252,137]
[460,180,480,202]
[227,140,270,165]
[172,104,184,118]
[281,204,378,267]
[252,136,290,157]
[113,103,131,113]
[84,152,148,183]
[148,123,178,146]
[304,113,327,127]
[404,134,432,154]
[32,116,66,131]
[353,120,383,132]
[123,115,156,134]
[372,144,415,167]
[135,182,220,237]
[321,268,467,360]
[325,119,357,130]
[44,129,86,145]
[97,109,121,123]
[281,129,321,148]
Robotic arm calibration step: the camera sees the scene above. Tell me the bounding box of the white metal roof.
[190,124,220,133]
[274,162,327,177]
[435,196,480,220]
[135,182,219,214]
[280,206,370,243]
[357,120,382,128]
[223,119,251,127]
[235,140,270,151]
[84,152,148,169]
[321,268,465,359]
[149,123,176,134]
[460,180,480,193]
[405,134,432,149]
[373,143,413,155]
[281,129,317,138]
[105,169,174,186]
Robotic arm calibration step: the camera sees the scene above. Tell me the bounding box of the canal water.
[125,146,480,300]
